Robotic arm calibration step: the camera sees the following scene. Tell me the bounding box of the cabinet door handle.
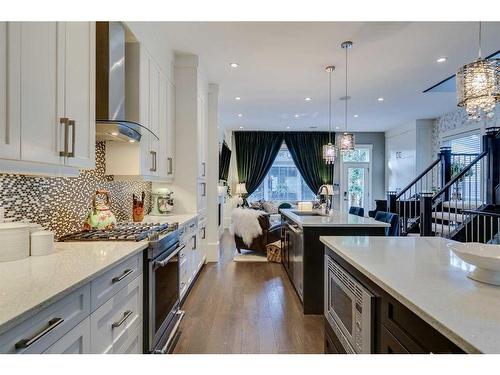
[59,117,69,157]
[67,119,75,157]
[150,151,157,172]
[168,157,173,174]
[201,183,206,197]
[15,318,65,349]
[202,162,206,177]
[112,310,133,329]
[192,234,197,250]
[112,269,134,283]
[202,227,206,239]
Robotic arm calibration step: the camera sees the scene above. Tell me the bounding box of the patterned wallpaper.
[432,107,499,156]
[0,142,151,238]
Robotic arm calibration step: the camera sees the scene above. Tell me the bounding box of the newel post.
[439,146,452,201]
[484,127,500,205]
[386,191,397,214]
[419,192,433,236]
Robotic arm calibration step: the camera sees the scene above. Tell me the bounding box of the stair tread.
[431,223,457,236]
[431,211,465,223]
[442,201,482,210]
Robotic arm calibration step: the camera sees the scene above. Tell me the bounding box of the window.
[342,148,370,163]
[249,145,316,202]
[444,132,482,201]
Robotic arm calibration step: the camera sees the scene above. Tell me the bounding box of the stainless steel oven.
[144,230,185,354]
[324,255,374,354]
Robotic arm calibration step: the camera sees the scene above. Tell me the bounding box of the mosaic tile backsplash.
[0,142,151,238]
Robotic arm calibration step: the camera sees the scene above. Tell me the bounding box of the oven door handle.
[154,245,185,268]
[153,310,185,354]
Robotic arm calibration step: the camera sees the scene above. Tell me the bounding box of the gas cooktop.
[59,222,178,242]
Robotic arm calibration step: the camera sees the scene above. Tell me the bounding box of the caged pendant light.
[456,22,499,121]
[340,41,355,153]
[322,65,338,164]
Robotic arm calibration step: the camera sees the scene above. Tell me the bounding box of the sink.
[290,210,323,217]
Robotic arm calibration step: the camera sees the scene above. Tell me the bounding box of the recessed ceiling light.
[378,97,384,102]
[235,97,241,101]
[305,97,312,101]
[286,126,290,129]
[309,126,318,129]
[237,113,243,117]
[335,126,340,130]
[294,114,300,118]
[129,139,135,143]
[354,114,359,118]
[230,62,239,68]
[436,57,447,63]
[239,126,244,129]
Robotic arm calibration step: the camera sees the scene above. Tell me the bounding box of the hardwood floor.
[173,231,324,354]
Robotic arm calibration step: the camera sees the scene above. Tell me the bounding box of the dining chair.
[349,206,365,217]
[374,211,399,236]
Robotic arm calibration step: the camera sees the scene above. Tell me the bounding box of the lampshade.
[319,185,334,196]
[456,58,499,120]
[235,183,247,195]
[340,132,355,152]
[322,142,337,164]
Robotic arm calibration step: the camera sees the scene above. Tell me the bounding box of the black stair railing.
[421,150,487,237]
[390,148,446,236]
[458,208,500,244]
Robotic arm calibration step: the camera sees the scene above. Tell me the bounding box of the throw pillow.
[262,200,279,214]
[250,200,263,210]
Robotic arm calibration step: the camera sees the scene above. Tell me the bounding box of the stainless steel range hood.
[95,22,158,143]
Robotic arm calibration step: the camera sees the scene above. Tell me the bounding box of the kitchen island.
[321,236,500,353]
[280,209,389,314]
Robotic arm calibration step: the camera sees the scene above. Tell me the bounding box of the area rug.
[233,249,268,263]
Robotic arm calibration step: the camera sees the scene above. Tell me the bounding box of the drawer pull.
[112,269,134,283]
[112,310,133,329]
[15,317,64,349]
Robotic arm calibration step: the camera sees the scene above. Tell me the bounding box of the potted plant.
[450,161,474,200]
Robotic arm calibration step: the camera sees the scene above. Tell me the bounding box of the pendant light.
[322,65,337,164]
[340,41,355,153]
[456,22,499,121]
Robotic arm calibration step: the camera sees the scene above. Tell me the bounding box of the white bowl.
[447,242,500,286]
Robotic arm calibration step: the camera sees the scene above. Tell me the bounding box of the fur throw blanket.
[230,207,267,247]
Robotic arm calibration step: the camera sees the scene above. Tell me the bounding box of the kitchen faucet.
[317,184,333,215]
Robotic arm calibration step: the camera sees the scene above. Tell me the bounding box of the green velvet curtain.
[218,141,231,181]
[234,131,284,195]
[284,132,334,193]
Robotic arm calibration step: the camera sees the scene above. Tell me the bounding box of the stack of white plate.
[0,222,31,262]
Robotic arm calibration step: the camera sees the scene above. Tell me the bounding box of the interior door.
[342,163,370,212]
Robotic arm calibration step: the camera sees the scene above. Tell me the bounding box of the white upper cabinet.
[0,21,95,175]
[0,22,21,160]
[166,80,175,180]
[19,22,63,166]
[62,22,96,169]
[107,42,174,182]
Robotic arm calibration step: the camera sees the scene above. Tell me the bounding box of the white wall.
[385,119,434,193]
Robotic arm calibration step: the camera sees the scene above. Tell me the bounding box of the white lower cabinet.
[0,253,143,354]
[44,317,91,354]
[179,216,206,302]
[90,274,142,354]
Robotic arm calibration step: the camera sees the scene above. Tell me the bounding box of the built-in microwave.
[324,255,374,354]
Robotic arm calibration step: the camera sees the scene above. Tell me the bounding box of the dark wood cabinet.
[376,324,410,354]
[324,248,465,354]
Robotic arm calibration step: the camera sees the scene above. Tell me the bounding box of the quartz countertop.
[143,213,198,226]
[281,209,390,228]
[0,240,148,335]
[320,236,500,353]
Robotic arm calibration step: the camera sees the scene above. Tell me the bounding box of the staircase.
[389,127,500,244]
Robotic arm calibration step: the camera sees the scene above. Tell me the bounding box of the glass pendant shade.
[340,132,355,153]
[456,58,499,121]
[322,142,337,164]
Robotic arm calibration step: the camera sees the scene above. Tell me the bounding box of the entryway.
[341,146,372,212]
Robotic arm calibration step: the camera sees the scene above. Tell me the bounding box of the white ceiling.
[161,22,500,132]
